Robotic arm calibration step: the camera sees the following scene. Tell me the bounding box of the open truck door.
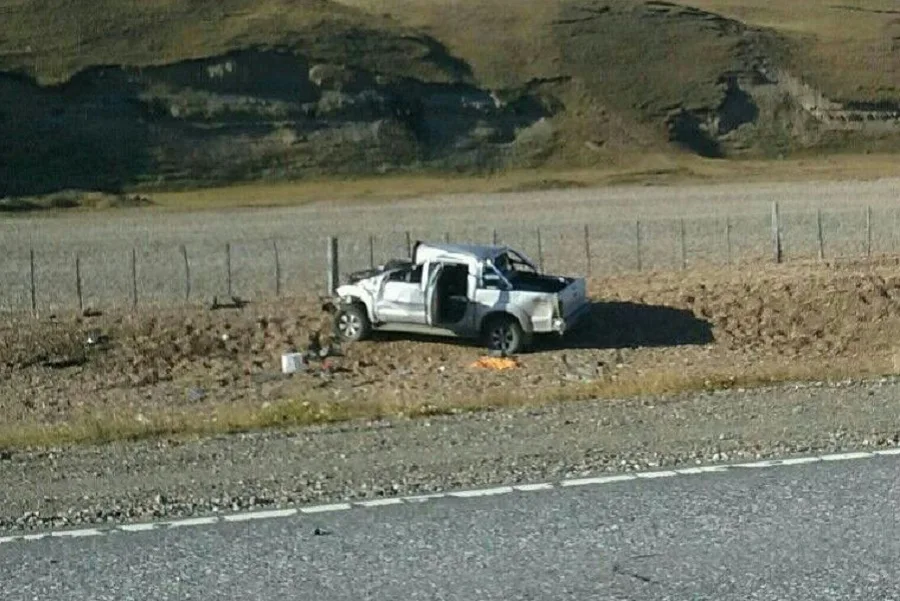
[424,261,445,326]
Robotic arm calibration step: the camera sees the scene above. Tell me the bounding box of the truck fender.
[478,308,533,335]
[334,284,377,323]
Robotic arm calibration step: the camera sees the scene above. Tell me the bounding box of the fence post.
[894,211,898,253]
[536,227,544,272]
[405,231,412,258]
[583,224,592,276]
[443,232,450,244]
[327,236,339,295]
[273,240,282,297]
[816,208,824,261]
[492,228,498,246]
[75,254,83,313]
[29,249,36,315]
[636,219,643,272]
[771,201,783,264]
[725,217,732,265]
[866,206,872,258]
[368,234,375,269]
[679,218,687,270]
[131,247,138,309]
[180,245,191,302]
[225,242,233,297]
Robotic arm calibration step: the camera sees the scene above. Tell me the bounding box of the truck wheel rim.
[339,313,360,337]
[490,325,514,350]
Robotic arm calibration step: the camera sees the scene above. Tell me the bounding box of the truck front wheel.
[482,315,527,355]
[335,302,372,342]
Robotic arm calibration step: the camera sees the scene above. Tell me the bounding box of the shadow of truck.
[536,301,715,351]
[367,300,714,352]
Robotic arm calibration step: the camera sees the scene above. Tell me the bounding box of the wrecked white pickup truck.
[331,241,590,354]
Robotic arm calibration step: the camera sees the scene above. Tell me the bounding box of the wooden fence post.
[443,232,450,244]
[180,245,191,302]
[866,205,872,258]
[225,242,233,297]
[771,201,783,264]
[273,240,282,297]
[536,227,544,272]
[816,208,825,261]
[131,247,138,309]
[405,231,412,258]
[29,249,36,315]
[725,217,732,265]
[327,236,339,295]
[75,254,83,312]
[368,234,375,269]
[636,219,643,272]
[584,224,592,276]
[679,218,687,270]
[492,228,498,246]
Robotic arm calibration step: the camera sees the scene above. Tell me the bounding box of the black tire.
[482,314,527,355]
[335,303,371,342]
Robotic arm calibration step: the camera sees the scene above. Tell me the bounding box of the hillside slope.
[0,0,898,197]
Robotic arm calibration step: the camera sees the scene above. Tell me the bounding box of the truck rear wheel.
[335,303,371,342]
[482,315,527,355]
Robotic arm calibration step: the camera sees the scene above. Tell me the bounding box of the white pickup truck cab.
[332,241,590,354]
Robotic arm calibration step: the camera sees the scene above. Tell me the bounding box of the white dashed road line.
[1,448,897,546]
[222,509,298,523]
[299,503,352,514]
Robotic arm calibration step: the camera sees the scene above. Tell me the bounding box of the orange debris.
[469,356,520,370]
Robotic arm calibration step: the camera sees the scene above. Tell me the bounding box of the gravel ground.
[3,376,900,533]
[3,259,899,429]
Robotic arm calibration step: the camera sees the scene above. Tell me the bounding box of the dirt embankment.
[3,258,900,435]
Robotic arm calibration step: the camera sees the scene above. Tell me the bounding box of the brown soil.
[3,258,900,429]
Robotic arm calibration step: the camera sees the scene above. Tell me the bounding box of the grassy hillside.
[0,0,898,199]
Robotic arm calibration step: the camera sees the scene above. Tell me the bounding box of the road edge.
[4,446,899,546]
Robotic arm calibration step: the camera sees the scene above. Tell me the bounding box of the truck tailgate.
[559,278,587,319]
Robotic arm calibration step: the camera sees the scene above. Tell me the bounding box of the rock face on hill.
[0,45,557,197]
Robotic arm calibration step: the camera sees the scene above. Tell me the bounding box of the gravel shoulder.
[3,377,899,532]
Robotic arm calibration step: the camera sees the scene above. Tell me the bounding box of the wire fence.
[2,202,898,314]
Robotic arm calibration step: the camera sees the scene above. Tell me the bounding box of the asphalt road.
[5,455,900,601]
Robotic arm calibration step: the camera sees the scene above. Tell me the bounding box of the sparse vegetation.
[0,358,891,451]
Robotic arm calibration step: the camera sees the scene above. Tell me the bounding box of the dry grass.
[0,355,891,451]
[132,152,900,212]
[0,0,389,84]
[340,0,900,102]
[688,0,900,101]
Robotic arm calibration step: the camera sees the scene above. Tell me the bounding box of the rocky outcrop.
[666,67,900,158]
[0,48,557,196]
